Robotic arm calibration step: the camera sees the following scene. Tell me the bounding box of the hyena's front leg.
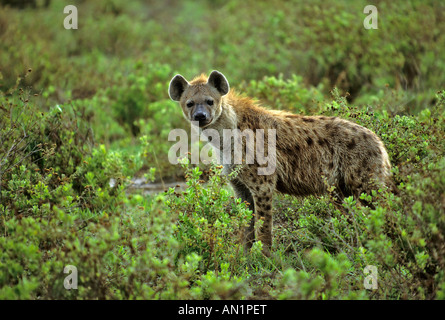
[230,178,255,252]
[245,174,276,257]
[251,187,274,257]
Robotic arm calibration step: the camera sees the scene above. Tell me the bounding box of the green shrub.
[166,160,252,274]
[242,74,324,114]
[0,90,253,299]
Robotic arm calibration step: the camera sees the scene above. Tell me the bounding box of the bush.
[242,74,324,114]
[166,160,252,274]
[0,93,252,299]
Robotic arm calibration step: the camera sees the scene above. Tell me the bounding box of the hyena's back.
[272,114,391,199]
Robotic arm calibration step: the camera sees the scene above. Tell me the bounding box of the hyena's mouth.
[194,118,213,128]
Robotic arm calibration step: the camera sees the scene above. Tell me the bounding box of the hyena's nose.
[194,112,207,122]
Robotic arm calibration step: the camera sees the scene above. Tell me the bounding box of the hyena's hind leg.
[323,172,351,213]
[345,162,392,209]
[334,174,376,210]
[231,178,255,252]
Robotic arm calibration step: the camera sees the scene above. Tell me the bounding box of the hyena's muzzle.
[191,104,212,127]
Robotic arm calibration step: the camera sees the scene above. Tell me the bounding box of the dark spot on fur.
[361,157,368,169]
[347,139,356,149]
[329,162,334,169]
[306,137,313,146]
[319,116,327,120]
[362,132,371,141]
[329,125,339,136]
[283,144,294,155]
[290,157,299,169]
[313,129,320,138]
[265,204,271,211]
[302,117,315,122]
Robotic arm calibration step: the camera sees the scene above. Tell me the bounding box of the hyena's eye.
[206,99,214,106]
[186,101,194,108]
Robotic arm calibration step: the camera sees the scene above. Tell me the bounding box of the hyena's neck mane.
[209,90,263,129]
[222,90,283,131]
[204,89,279,146]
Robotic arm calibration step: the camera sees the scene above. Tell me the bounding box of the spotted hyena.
[168,70,392,256]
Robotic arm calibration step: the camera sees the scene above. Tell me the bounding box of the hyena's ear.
[168,74,189,101]
[207,70,230,96]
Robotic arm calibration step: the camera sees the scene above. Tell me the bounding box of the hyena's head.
[168,70,230,128]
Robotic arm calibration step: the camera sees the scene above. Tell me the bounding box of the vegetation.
[0,0,444,299]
